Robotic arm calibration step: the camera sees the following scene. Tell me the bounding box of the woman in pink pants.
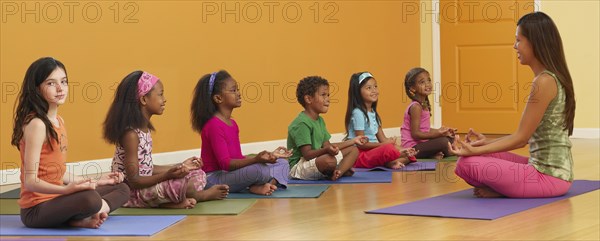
[449,12,575,198]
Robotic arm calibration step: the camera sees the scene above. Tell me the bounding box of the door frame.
[431,0,542,128]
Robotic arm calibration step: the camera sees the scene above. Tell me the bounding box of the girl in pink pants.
[449,12,575,198]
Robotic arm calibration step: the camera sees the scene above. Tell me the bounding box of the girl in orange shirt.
[11,57,130,228]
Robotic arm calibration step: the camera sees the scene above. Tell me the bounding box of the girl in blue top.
[344,72,416,169]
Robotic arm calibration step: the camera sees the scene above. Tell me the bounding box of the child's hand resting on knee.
[352,135,368,146]
[254,150,278,164]
[271,146,293,159]
[327,145,340,156]
[182,157,203,170]
[65,179,96,194]
[438,126,454,137]
[166,165,190,179]
[96,172,125,186]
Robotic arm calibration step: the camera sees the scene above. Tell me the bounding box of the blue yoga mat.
[227,185,330,198]
[288,171,392,184]
[366,180,600,220]
[0,215,185,236]
[354,161,437,172]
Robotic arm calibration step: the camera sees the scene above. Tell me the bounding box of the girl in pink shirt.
[400,67,456,159]
[191,70,291,196]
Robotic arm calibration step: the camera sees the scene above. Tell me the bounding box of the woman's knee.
[454,156,478,176]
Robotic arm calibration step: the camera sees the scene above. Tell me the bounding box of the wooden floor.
[2,138,599,240]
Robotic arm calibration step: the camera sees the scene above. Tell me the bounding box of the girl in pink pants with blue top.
[449,12,575,198]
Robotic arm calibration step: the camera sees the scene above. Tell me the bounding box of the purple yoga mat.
[0,215,186,236]
[366,180,600,220]
[354,162,437,172]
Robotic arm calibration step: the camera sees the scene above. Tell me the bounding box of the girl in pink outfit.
[191,70,291,196]
[104,71,229,209]
[449,12,575,198]
[400,67,456,159]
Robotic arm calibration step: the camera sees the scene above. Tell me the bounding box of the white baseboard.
[571,128,600,139]
[0,128,403,186]
[0,149,204,186]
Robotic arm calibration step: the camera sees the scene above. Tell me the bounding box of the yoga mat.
[0,215,185,236]
[111,199,257,215]
[0,199,21,215]
[366,180,600,220]
[0,188,19,199]
[418,155,458,162]
[228,185,330,199]
[354,162,436,172]
[0,199,256,216]
[288,171,392,184]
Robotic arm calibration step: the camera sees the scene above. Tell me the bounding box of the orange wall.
[1,1,420,169]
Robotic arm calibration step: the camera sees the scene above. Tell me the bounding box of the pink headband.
[137,71,159,98]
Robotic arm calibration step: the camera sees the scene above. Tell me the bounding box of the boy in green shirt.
[287,76,366,180]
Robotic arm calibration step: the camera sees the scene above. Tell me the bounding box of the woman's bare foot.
[198,184,229,201]
[249,183,277,195]
[68,212,107,229]
[160,198,197,209]
[473,187,504,198]
[384,159,406,169]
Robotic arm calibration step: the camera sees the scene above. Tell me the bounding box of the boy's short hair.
[296,76,329,107]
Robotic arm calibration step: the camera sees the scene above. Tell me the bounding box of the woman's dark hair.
[404,67,431,112]
[12,57,67,150]
[518,11,575,135]
[103,71,154,144]
[190,70,232,132]
[344,72,382,139]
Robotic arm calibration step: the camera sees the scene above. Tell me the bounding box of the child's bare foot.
[160,198,197,209]
[198,184,229,201]
[434,152,445,160]
[473,187,504,198]
[330,170,342,181]
[384,159,406,169]
[249,183,277,195]
[68,212,107,229]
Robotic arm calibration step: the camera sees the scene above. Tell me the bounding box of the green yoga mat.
[1,199,20,214]
[0,199,256,216]
[418,155,458,162]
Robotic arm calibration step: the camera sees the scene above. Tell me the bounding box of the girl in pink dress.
[104,71,229,208]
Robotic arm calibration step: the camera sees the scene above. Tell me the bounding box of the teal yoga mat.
[227,185,330,199]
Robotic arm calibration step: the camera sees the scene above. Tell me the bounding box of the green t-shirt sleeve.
[290,122,313,149]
